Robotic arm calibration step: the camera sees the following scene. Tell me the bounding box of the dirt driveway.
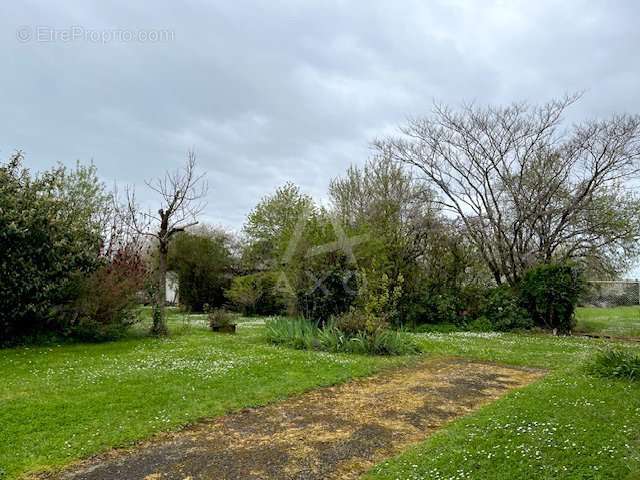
[43,357,543,480]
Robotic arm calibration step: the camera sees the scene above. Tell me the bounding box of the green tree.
[225,271,291,316]
[519,262,585,334]
[329,156,487,325]
[168,226,234,312]
[243,182,314,269]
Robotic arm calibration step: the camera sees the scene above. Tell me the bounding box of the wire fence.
[581,280,640,307]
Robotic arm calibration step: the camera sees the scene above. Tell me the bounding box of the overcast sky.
[2,1,640,271]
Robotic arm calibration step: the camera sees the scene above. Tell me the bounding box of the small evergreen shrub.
[519,262,584,334]
[466,316,494,332]
[481,285,533,331]
[589,349,640,381]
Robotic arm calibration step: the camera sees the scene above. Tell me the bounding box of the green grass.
[365,331,640,480]
[575,306,640,337]
[3,308,640,480]
[0,312,407,479]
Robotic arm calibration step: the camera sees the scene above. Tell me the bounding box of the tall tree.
[125,151,207,335]
[243,182,315,270]
[376,96,640,285]
[329,155,438,266]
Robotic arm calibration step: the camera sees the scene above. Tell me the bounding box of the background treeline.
[3,96,640,346]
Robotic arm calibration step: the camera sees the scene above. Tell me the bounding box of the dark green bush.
[406,289,463,326]
[168,229,234,312]
[226,272,290,316]
[466,316,494,332]
[589,349,640,381]
[519,262,584,334]
[480,285,533,331]
[294,253,358,325]
[0,154,107,342]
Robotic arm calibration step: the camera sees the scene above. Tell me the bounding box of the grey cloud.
[2,1,639,257]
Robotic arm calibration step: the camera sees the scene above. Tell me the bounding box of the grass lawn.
[0,312,407,480]
[366,331,640,480]
[2,309,640,479]
[575,306,640,338]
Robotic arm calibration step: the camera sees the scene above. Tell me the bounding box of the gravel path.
[44,357,543,480]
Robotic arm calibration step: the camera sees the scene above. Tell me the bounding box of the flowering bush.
[59,246,147,340]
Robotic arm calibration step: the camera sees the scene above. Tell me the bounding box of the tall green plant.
[169,227,234,312]
[519,263,584,334]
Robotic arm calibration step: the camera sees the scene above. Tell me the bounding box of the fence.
[581,280,640,307]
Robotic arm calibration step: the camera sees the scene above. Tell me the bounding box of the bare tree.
[125,151,207,334]
[376,95,640,285]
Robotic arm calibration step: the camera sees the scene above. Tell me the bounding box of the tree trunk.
[152,241,169,335]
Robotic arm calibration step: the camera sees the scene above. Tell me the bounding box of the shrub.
[480,285,533,331]
[226,272,290,316]
[466,316,494,332]
[355,271,403,326]
[333,309,388,335]
[294,252,358,325]
[0,154,106,342]
[58,247,147,341]
[405,283,465,326]
[204,306,236,331]
[589,349,640,381]
[519,262,584,334]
